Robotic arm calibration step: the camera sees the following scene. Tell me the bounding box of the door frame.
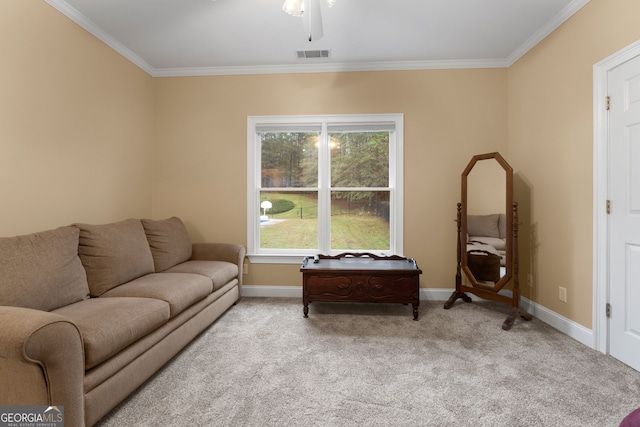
[593,39,640,354]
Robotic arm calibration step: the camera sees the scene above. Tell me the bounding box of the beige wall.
[508,0,640,327]
[153,70,508,288]
[0,1,154,236]
[6,0,640,330]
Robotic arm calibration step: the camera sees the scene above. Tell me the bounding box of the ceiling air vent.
[296,50,330,60]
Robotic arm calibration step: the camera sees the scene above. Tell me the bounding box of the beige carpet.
[96,298,640,426]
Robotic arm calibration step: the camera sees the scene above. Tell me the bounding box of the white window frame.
[247,114,404,264]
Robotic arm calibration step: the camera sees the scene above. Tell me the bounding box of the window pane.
[261,132,318,188]
[248,114,402,258]
[260,191,318,249]
[330,191,390,251]
[330,132,389,187]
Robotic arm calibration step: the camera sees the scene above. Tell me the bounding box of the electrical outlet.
[243,263,249,275]
[527,274,533,287]
[559,286,567,303]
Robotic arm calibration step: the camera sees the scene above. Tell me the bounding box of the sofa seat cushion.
[0,226,89,312]
[100,273,213,317]
[467,242,501,256]
[74,219,155,297]
[164,260,238,291]
[469,236,506,251]
[53,297,170,370]
[141,217,192,272]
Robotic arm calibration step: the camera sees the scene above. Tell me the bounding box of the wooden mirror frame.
[462,152,513,290]
[444,152,532,330]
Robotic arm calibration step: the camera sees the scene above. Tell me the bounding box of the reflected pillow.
[467,214,500,238]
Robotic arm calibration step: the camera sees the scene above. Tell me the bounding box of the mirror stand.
[445,203,532,330]
[443,152,532,331]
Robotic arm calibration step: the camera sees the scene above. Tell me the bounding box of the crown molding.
[506,0,590,67]
[151,58,508,77]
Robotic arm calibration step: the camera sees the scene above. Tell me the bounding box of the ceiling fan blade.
[302,0,324,42]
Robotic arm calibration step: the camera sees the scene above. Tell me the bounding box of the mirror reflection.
[465,159,507,283]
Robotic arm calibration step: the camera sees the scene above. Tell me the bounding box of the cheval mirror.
[444,152,532,330]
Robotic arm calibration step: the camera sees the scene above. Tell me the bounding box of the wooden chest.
[300,253,422,320]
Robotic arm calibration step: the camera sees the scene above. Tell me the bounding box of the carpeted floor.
[96,298,640,427]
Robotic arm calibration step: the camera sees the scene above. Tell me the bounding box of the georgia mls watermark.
[0,406,64,427]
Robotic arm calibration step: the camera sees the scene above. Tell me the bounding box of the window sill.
[246,254,309,265]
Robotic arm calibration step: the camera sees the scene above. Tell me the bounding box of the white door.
[608,54,640,371]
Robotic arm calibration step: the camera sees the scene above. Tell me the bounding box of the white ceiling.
[45,0,589,77]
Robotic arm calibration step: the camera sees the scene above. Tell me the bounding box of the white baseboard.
[243,285,302,298]
[241,285,594,349]
[520,297,593,348]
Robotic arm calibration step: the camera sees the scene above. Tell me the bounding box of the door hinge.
[606,96,611,110]
[606,303,611,318]
[607,200,611,214]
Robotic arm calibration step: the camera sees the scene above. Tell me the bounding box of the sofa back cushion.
[75,219,155,297]
[467,214,501,238]
[0,227,90,311]
[141,217,192,272]
[498,213,507,238]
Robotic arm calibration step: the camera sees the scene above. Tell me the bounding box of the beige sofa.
[0,217,245,426]
[467,213,507,265]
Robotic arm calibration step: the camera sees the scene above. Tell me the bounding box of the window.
[247,114,403,264]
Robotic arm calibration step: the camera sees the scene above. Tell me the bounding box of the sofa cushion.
[141,217,192,272]
[164,260,238,291]
[0,227,89,312]
[467,214,500,238]
[498,213,507,238]
[468,236,506,251]
[74,219,155,297]
[100,273,213,317]
[53,297,170,370]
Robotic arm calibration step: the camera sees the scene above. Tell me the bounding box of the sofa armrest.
[191,243,246,287]
[0,306,85,427]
